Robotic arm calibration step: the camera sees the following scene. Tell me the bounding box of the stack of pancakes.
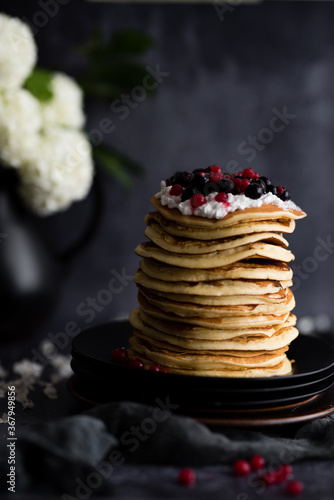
[129,196,306,377]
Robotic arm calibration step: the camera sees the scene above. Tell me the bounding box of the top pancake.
[146,212,296,240]
[151,196,306,228]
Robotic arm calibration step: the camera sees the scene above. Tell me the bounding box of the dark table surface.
[1,330,334,500]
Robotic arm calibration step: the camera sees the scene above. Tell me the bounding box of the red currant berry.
[250,455,265,471]
[190,193,207,210]
[178,468,196,486]
[129,358,145,369]
[275,464,293,483]
[211,165,222,174]
[277,186,285,195]
[261,472,277,485]
[170,184,183,196]
[241,168,259,179]
[209,173,223,183]
[285,480,304,496]
[234,178,250,193]
[233,459,251,476]
[111,348,129,364]
[149,364,160,372]
[160,368,168,373]
[215,192,228,203]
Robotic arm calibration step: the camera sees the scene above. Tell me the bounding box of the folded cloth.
[1,400,334,496]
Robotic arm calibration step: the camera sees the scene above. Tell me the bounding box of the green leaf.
[93,145,135,189]
[24,68,54,102]
[109,29,155,55]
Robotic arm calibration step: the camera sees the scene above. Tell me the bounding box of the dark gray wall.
[2,1,334,342]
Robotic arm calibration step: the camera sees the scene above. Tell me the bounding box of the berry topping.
[250,455,265,471]
[191,172,210,193]
[129,358,145,369]
[245,182,263,199]
[285,480,304,496]
[169,184,183,196]
[215,192,229,203]
[233,459,251,476]
[259,176,272,192]
[216,178,235,194]
[191,193,207,210]
[277,185,285,195]
[279,189,291,201]
[206,165,222,174]
[160,368,168,373]
[171,171,193,187]
[178,468,197,486]
[149,364,161,372]
[234,178,250,193]
[181,186,199,202]
[111,348,129,364]
[241,168,260,179]
[209,173,224,183]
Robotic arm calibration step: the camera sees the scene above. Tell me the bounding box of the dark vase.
[0,168,102,342]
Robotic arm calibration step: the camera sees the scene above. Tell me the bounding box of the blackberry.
[191,172,210,194]
[181,186,199,202]
[245,182,263,199]
[259,176,273,193]
[173,171,193,187]
[279,189,291,201]
[252,178,267,193]
[216,178,235,194]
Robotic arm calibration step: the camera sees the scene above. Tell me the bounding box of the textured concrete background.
[2,1,334,342]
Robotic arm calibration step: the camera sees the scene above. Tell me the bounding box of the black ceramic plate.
[70,321,334,409]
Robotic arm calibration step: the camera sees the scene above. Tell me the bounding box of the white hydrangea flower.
[18,127,94,216]
[40,72,85,129]
[0,88,41,167]
[0,13,37,90]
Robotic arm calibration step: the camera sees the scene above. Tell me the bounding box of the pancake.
[146,211,296,240]
[145,220,289,254]
[138,293,291,328]
[129,334,291,374]
[135,268,292,296]
[140,258,293,282]
[130,308,298,351]
[148,288,288,306]
[135,241,294,268]
[127,346,293,377]
[151,196,306,228]
[138,287,295,318]
[135,307,297,339]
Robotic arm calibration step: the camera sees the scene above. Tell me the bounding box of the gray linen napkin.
[1,400,334,496]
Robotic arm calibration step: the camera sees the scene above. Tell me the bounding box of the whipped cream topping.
[155,182,302,220]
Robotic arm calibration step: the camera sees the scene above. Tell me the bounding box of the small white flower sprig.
[0,13,93,216]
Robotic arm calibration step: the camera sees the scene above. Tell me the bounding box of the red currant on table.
[178,468,196,486]
[129,358,145,369]
[250,455,265,471]
[233,459,251,476]
[275,464,293,483]
[190,193,207,210]
[285,480,304,496]
[261,471,277,485]
[149,364,161,372]
[111,348,129,364]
